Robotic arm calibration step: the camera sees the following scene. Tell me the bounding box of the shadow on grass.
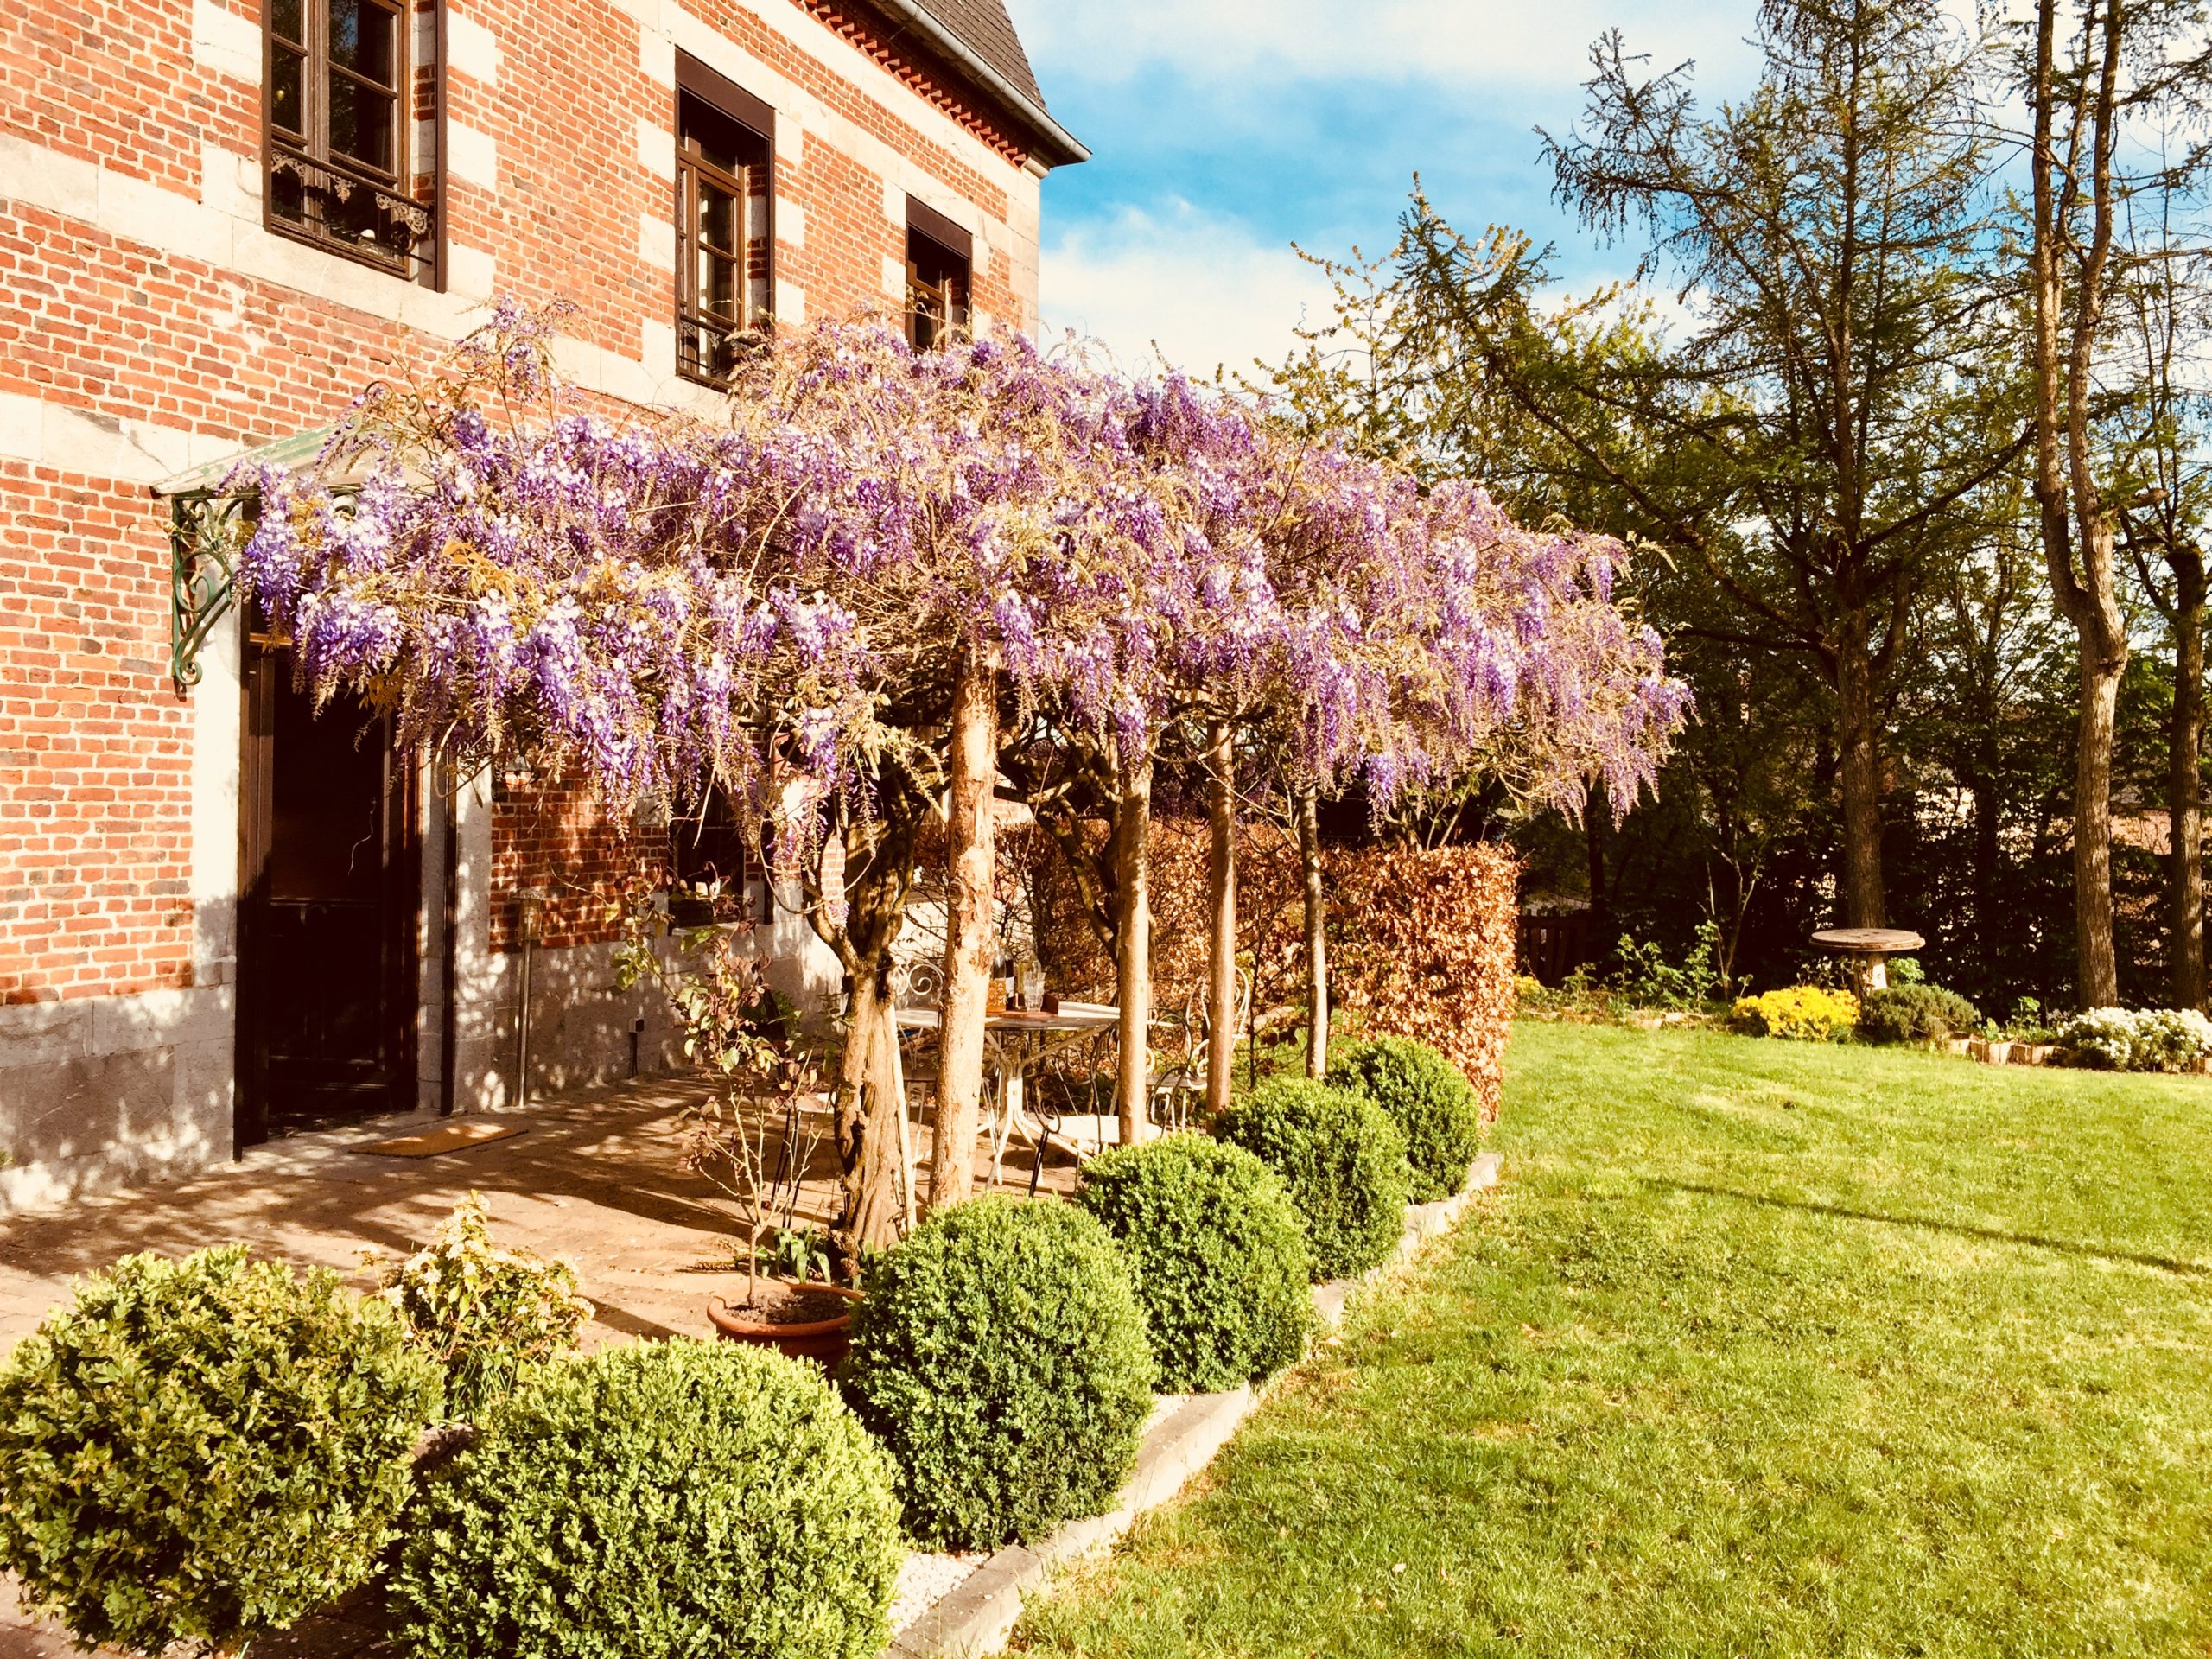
[1651,1179,2212,1279]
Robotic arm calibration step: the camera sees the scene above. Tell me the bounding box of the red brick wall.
[0,0,1044,995]
[0,467,194,1003]
[488,779,652,954]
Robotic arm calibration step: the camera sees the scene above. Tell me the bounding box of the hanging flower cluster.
[230,302,1682,840]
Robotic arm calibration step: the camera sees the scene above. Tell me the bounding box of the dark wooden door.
[237,639,420,1145]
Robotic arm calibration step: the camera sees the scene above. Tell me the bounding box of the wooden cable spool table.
[1810,928,1925,994]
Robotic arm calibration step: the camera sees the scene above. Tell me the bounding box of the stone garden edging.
[885,1149,1506,1659]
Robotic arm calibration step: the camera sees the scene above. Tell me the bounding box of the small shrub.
[1607,919,1721,1009]
[1077,1135,1313,1393]
[1859,984,1983,1045]
[378,1192,593,1421]
[393,1339,899,1659]
[1213,1077,1410,1281]
[838,1195,1155,1551]
[1328,1036,1484,1202]
[1732,986,1860,1041]
[2057,1007,2212,1072]
[0,1247,437,1656]
[2135,1009,2212,1071]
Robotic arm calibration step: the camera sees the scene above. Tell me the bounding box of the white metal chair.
[1151,969,1249,1131]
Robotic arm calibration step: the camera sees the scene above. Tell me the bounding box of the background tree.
[1294,0,2020,940]
[2107,177,2212,1007]
[2016,0,2212,1007]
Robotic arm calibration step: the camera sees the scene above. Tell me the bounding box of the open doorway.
[236,635,421,1146]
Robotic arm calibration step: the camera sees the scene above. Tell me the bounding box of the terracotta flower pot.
[705,1283,862,1369]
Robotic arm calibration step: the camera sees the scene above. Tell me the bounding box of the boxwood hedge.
[1212,1078,1410,1281]
[837,1194,1154,1551]
[1077,1134,1313,1392]
[1327,1036,1484,1202]
[392,1338,899,1659]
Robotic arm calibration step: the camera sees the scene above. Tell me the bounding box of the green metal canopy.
[154,425,333,690]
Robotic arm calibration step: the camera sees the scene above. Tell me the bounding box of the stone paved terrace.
[0,1072,1086,1354]
[0,1070,1084,1654]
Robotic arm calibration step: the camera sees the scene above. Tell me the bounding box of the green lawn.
[1014,1023,2212,1657]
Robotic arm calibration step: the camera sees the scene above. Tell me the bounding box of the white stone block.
[639,213,675,270]
[0,390,41,466]
[636,115,675,181]
[445,120,499,191]
[198,138,259,219]
[90,986,234,1058]
[3,131,98,222]
[639,29,676,88]
[445,241,498,301]
[639,318,678,381]
[445,10,502,83]
[775,197,804,248]
[192,0,261,84]
[0,1003,92,1071]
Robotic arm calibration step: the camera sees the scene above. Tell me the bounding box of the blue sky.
[1004,1,1764,376]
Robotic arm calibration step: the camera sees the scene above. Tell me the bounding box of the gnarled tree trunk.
[1111,747,1153,1142]
[1835,619,1887,928]
[833,961,906,1255]
[2171,575,2208,1009]
[812,805,918,1262]
[930,645,997,1210]
[1295,783,1328,1077]
[1205,719,1237,1118]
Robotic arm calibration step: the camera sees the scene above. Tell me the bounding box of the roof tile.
[904,0,1047,109]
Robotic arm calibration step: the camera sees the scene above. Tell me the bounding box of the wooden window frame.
[263,0,441,285]
[675,54,775,389]
[906,197,972,351]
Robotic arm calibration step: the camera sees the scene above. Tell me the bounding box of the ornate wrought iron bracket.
[168,491,246,691]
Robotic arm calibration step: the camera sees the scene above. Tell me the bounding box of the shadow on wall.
[461,879,844,1110]
[0,988,235,1216]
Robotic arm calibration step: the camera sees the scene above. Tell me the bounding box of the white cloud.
[1005,0,1758,94]
[1039,202,1338,379]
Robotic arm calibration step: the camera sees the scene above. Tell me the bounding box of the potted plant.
[614,893,861,1367]
[704,1227,862,1366]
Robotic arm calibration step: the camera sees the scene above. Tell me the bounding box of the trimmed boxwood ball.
[1327,1036,1484,1202]
[392,1338,899,1659]
[1077,1134,1314,1393]
[837,1193,1155,1551]
[1213,1077,1410,1281]
[0,1246,438,1657]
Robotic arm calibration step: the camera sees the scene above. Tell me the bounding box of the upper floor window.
[676,55,773,388]
[264,0,437,283]
[906,199,971,351]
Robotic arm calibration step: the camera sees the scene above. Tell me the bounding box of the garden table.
[1810,927,1925,995]
[895,1001,1122,1196]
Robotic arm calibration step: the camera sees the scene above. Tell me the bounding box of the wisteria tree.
[232,301,1683,1252]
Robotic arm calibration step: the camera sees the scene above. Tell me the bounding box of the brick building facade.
[0,0,1083,1210]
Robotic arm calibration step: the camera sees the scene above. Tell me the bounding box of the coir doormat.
[359,1121,525,1158]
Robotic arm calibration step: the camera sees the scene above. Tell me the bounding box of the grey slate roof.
[906,0,1046,108]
